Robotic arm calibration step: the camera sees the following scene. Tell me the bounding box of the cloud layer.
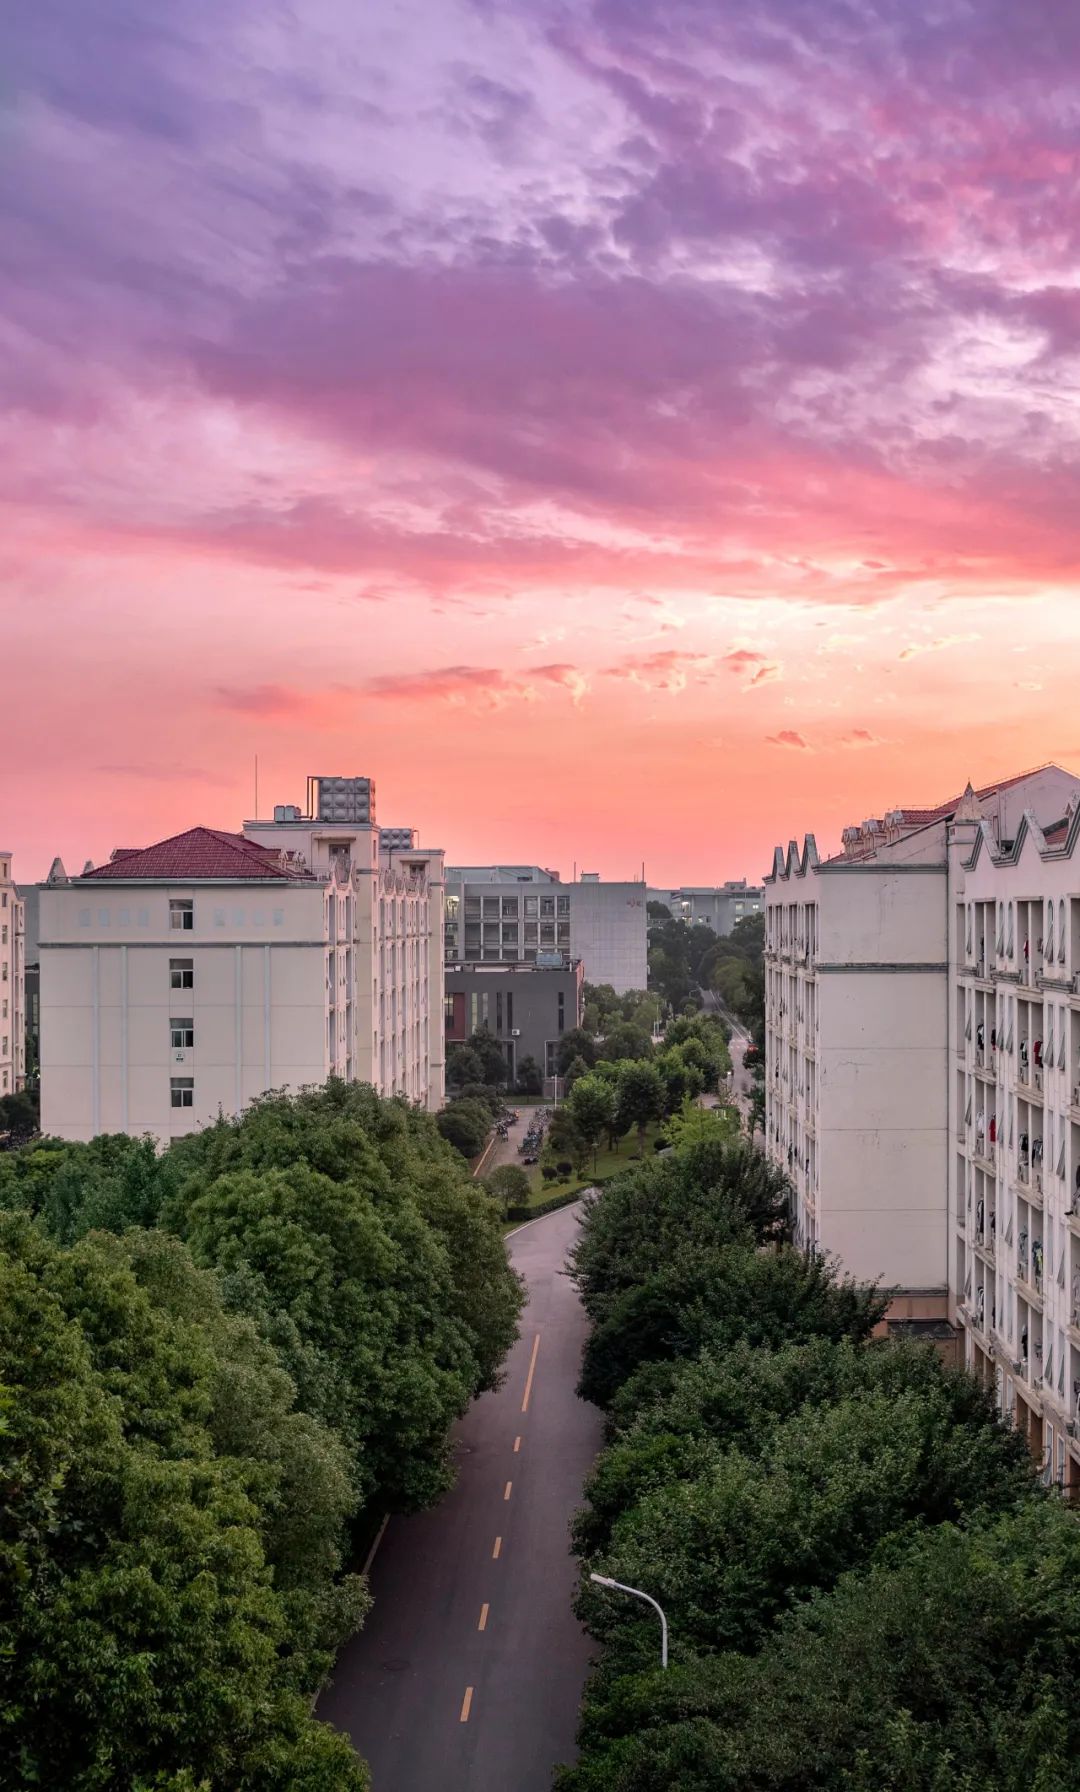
[5,0,1080,875]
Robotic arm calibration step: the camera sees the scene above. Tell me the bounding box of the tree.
[436,1098,493,1159]
[578,1243,886,1408]
[465,1026,509,1087]
[653,1047,705,1115]
[570,1141,785,1331]
[547,1105,589,1173]
[445,1043,485,1090]
[556,1028,597,1076]
[601,1022,653,1063]
[568,1075,617,1169]
[582,1334,1028,1557]
[563,1053,592,1093]
[561,1503,1080,1792]
[516,1055,544,1096]
[0,1211,370,1791]
[484,1164,531,1214]
[0,1087,38,1141]
[613,1060,666,1155]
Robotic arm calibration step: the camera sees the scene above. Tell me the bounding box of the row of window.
[459,894,571,920]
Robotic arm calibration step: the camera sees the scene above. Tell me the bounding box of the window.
[540,896,556,918]
[496,992,503,1032]
[483,897,500,918]
[557,991,565,1034]
[1,926,6,945]
[170,958,194,990]
[502,897,518,917]
[444,993,454,1023]
[540,923,556,947]
[507,992,514,1031]
[170,1077,194,1109]
[170,1019,195,1049]
[78,908,91,927]
[169,899,194,931]
[557,895,570,917]
[524,896,538,917]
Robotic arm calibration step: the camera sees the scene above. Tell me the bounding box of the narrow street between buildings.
[318,1200,603,1792]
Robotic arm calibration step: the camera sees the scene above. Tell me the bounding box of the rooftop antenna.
[254,754,259,821]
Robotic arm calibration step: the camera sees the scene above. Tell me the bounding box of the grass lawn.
[523,1122,665,1203]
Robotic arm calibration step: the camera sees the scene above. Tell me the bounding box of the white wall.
[568,882,648,992]
[40,881,328,1144]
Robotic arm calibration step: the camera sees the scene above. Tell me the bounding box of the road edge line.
[505,1197,589,1241]
[362,1513,390,1576]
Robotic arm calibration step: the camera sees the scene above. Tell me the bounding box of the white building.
[650,881,763,934]
[764,766,1080,1324]
[0,851,26,1098]
[443,865,648,992]
[39,776,444,1145]
[950,786,1080,1486]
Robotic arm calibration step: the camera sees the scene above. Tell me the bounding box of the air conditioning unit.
[172,1048,187,1064]
[510,1028,521,1037]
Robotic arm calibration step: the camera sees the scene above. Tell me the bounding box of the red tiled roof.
[80,827,315,882]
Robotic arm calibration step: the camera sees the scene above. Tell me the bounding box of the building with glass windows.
[444,958,584,1084]
[0,850,26,1099]
[39,776,444,1143]
[443,865,647,992]
[764,762,1080,1487]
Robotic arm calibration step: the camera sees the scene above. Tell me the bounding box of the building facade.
[652,881,763,935]
[0,851,26,1097]
[764,763,1080,1481]
[444,959,584,1083]
[40,776,444,1145]
[443,865,647,992]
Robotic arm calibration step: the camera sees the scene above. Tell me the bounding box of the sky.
[5,0,1080,883]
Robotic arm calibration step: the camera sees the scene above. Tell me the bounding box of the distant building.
[443,865,647,992]
[444,959,584,1084]
[39,775,444,1144]
[0,851,26,1096]
[650,881,764,935]
[17,883,39,1083]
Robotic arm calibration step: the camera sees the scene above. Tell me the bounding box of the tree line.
[558,1116,1080,1789]
[0,1081,524,1790]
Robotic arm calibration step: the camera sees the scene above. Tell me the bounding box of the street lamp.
[589,1573,669,1669]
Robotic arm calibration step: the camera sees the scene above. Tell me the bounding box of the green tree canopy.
[445,1043,485,1089]
[567,1075,617,1169]
[515,1055,544,1095]
[613,1061,666,1155]
[560,1502,1080,1792]
[483,1163,531,1213]
[578,1243,886,1408]
[556,1027,597,1076]
[0,1211,369,1792]
[436,1098,492,1159]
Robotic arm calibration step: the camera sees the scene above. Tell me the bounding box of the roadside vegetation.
[0,1081,524,1790]
[558,1112,1074,1790]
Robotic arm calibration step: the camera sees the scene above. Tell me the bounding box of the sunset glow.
[6,0,1080,879]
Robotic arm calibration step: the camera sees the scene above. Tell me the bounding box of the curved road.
[318,1201,603,1791]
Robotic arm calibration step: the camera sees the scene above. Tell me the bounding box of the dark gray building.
[445,959,584,1083]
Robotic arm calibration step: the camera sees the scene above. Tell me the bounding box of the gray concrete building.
[444,959,584,1083]
[444,865,647,992]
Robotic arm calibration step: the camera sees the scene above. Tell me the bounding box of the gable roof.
[78,827,316,883]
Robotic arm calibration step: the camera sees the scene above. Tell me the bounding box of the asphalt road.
[318,1200,604,1792]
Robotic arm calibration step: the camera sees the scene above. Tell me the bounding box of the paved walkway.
[318,1201,603,1791]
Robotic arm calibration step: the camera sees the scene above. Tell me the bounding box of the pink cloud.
[766,730,812,751]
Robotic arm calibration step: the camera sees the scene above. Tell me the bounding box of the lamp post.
[589,1573,669,1669]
